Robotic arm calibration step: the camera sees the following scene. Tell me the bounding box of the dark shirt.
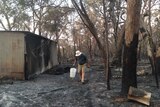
[76,54,87,65]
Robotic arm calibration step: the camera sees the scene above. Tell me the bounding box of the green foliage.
[0,0,73,33]
[0,0,30,30]
[42,6,74,33]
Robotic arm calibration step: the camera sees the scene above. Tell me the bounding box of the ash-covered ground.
[0,62,160,107]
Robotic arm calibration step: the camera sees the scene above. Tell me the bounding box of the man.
[74,50,87,84]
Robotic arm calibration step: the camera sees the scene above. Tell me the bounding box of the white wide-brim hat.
[75,50,82,56]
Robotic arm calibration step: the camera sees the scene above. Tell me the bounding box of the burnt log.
[128,86,151,106]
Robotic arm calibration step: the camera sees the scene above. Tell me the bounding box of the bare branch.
[0,20,7,30]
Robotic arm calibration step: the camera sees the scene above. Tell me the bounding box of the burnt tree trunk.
[121,0,142,95]
[156,47,160,76]
[71,0,110,89]
[103,0,110,90]
[139,27,159,88]
[111,25,125,67]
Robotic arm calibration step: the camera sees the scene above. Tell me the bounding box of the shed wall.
[0,32,24,80]
[24,34,58,79]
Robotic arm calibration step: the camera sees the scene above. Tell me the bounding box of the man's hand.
[87,63,90,68]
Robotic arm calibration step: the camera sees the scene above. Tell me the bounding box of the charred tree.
[111,25,125,67]
[121,0,142,95]
[156,47,160,76]
[102,0,110,90]
[139,27,159,88]
[71,0,110,89]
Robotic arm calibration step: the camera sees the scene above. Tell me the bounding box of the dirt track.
[0,63,160,107]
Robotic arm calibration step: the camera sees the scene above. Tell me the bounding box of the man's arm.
[73,57,77,66]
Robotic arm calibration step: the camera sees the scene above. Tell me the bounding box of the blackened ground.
[0,62,160,107]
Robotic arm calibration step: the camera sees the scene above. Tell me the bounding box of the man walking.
[74,50,88,84]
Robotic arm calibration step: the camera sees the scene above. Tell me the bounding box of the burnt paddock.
[0,64,159,107]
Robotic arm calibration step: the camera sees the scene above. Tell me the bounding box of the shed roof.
[0,31,55,42]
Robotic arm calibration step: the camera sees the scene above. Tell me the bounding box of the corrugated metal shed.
[0,31,58,80]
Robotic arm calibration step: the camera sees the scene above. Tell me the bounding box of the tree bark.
[121,0,142,95]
